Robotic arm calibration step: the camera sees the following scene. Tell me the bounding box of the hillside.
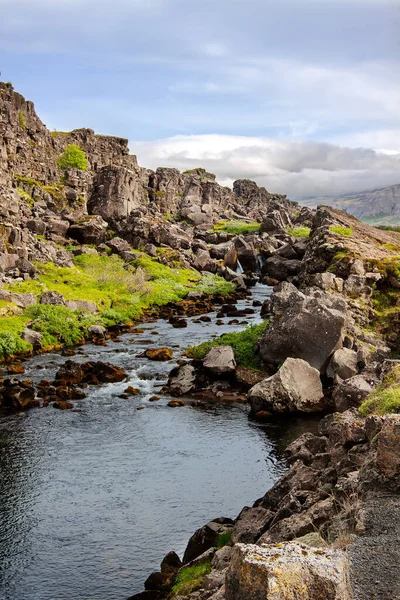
[301,183,400,224]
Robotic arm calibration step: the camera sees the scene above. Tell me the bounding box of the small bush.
[172,562,211,597]
[0,331,31,359]
[187,321,268,370]
[214,220,261,235]
[18,110,26,128]
[287,226,311,238]
[57,144,88,171]
[329,226,352,237]
[360,366,400,416]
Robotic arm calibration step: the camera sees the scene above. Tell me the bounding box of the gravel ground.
[350,492,400,600]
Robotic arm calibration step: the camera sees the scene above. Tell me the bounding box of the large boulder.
[203,346,236,375]
[226,543,352,600]
[167,364,197,396]
[183,519,233,564]
[332,375,373,411]
[232,506,274,544]
[248,358,325,415]
[327,348,358,381]
[234,236,258,272]
[257,283,347,372]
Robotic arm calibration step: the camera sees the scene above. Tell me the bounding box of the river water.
[0,285,316,600]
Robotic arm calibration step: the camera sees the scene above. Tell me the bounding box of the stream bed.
[0,285,317,600]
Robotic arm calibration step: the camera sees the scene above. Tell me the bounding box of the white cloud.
[131,134,400,198]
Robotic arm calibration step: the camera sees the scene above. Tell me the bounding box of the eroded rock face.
[248,358,325,415]
[257,283,347,372]
[225,543,352,600]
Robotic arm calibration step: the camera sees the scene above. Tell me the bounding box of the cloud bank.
[131,135,400,198]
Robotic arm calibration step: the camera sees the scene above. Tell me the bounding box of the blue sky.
[1,0,400,197]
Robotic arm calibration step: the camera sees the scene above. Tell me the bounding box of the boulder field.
[1,82,400,599]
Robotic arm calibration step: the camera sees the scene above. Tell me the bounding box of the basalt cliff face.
[2,82,400,600]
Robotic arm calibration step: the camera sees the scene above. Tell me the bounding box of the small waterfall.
[257,254,265,272]
[236,260,244,274]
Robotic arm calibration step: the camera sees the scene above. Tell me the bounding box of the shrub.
[287,226,311,238]
[360,366,400,416]
[26,304,87,347]
[187,321,269,370]
[214,220,261,235]
[57,144,88,171]
[172,562,211,597]
[328,226,352,237]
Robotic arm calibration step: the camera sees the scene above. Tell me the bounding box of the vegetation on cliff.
[213,220,261,235]
[57,143,88,171]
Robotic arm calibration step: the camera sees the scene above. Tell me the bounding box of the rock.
[1,379,36,409]
[0,290,37,308]
[7,364,25,374]
[225,542,352,600]
[53,400,73,410]
[248,358,325,415]
[183,520,233,564]
[124,386,140,396]
[327,348,358,381]
[81,361,127,383]
[144,348,173,361]
[55,360,85,385]
[88,324,107,339]
[167,399,185,407]
[168,364,197,396]
[258,282,346,372]
[211,546,233,571]
[332,375,373,411]
[232,507,274,543]
[21,328,44,349]
[106,236,132,254]
[262,255,302,281]
[203,346,236,375]
[160,551,182,573]
[375,415,400,481]
[40,291,66,306]
[65,299,98,313]
[234,236,258,272]
[223,245,238,270]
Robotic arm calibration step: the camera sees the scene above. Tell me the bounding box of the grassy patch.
[360,366,400,416]
[18,110,26,128]
[329,226,353,237]
[0,315,32,359]
[172,562,211,598]
[26,304,98,348]
[197,273,235,296]
[213,220,260,235]
[287,226,311,238]
[217,530,232,549]
[187,321,268,370]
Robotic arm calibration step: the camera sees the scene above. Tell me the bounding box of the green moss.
[57,144,88,171]
[213,220,261,235]
[360,366,400,415]
[329,226,353,237]
[14,174,65,207]
[172,562,212,597]
[18,110,26,129]
[287,226,311,238]
[187,321,269,370]
[382,242,400,253]
[217,530,232,549]
[16,187,34,207]
[51,130,70,137]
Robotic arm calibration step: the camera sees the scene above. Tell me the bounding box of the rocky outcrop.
[248,357,326,416]
[257,283,347,372]
[226,542,352,600]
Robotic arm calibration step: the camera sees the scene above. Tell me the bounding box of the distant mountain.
[300,183,400,224]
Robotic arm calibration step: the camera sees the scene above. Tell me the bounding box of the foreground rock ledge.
[225,542,352,600]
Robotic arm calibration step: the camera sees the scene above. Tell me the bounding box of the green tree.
[57,144,88,171]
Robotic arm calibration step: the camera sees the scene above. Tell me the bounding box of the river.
[0,284,317,600]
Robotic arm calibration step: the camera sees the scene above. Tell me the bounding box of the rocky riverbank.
[1,81,400,600]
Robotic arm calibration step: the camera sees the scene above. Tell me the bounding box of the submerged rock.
[144,348,173,361]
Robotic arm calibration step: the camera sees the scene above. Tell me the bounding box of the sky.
[1,0,400,198]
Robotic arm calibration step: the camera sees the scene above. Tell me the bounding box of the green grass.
[213,220,261,235]
[287,226,311,238]
[57,144,88,171]
[0,253,235,360]
[187,321,268,370]
[172,562,211,597]
[360,366,400,416]
[216,530,232,549]
[329,226,353,237]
